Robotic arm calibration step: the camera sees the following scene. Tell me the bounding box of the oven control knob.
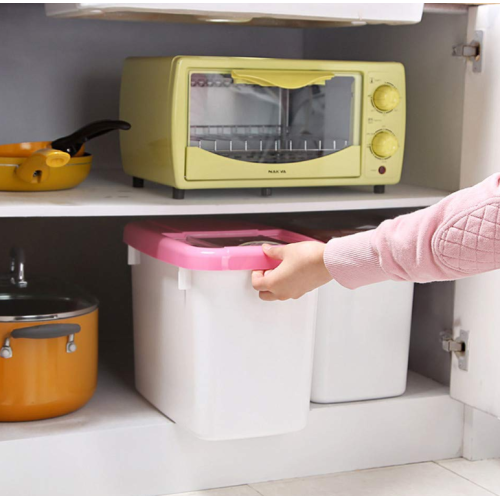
[371,131,398,159]
[372,85,400,112]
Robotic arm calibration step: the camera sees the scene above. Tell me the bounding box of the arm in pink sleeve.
[324,173,500,289]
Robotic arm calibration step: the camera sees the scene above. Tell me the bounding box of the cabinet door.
[451,5,500,418]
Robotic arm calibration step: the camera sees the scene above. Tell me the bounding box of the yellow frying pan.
[0,120,130,191]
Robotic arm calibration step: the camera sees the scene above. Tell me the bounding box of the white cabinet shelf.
[0,170,450,218]
[45,3,424,27]
[0,355,464,495]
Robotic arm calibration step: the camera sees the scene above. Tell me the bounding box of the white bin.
[313,278,414,403]
[296,227,413,404]
[124,221,318,440]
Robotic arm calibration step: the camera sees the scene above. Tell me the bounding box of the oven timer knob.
[372,85,400,112]
[371,130,398,159]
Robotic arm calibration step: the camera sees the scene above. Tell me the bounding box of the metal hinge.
[452,30,483,73]
[441,329,469,371]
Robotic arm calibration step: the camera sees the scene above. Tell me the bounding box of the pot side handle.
[11,323,81,340]
[15,149,71,184]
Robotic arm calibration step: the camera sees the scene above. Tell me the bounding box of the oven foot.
[261,188,273,197]
[132,177,144,188]
[173,188,185,200]
[374,185,385,194]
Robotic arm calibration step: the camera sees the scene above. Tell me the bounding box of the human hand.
[252,241,332,301]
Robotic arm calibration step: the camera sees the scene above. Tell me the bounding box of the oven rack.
[191,124,283,138]
[190,124,350,158]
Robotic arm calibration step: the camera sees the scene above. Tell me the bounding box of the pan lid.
[124,220,317,271]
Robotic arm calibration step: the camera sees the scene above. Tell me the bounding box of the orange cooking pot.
[0,248,98,422]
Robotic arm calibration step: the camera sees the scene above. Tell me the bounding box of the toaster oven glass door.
[186,70,362,181]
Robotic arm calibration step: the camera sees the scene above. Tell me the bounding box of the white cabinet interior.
[0,4,303,168]
[0,365,463,496]
[304,11,468,193]
[0,4,499,495]
[0,4,465,192]
[0,170,450,217]
[302,11,469,387]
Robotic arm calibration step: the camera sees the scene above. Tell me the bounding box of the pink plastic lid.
[124,220,317,271]
[142,217,273,233]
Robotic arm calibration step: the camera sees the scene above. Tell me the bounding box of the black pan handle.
[51,120,131,156]
[11,324,81,340]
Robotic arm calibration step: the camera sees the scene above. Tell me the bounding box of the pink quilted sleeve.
[323,173,500,289]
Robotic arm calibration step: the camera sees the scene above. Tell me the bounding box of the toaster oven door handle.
[230,70,335,90]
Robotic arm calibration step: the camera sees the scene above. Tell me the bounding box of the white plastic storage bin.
[298,227,414,404]
[124,221,318,440]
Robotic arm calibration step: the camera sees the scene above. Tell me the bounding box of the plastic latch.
[128,246,141,266]
[178,268,192,291]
